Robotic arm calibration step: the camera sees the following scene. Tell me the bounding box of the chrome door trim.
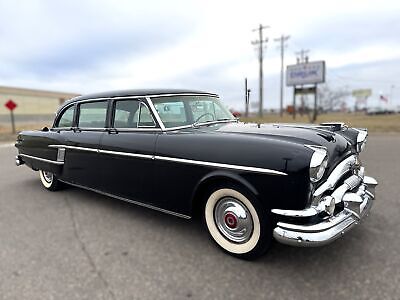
[48,145,287,176]
[145,97,166,130]
[19,154,64,165]
[154,155,287,176]
[99,149,154,160]
[58,179,191,219]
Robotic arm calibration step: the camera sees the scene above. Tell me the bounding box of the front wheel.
[204,187,272,260]
[39,170,61,191]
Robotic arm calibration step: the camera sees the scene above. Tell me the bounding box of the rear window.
[56,105,75,128]
[78,101,108,128]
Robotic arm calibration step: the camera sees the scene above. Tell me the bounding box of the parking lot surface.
[0,135,399,300]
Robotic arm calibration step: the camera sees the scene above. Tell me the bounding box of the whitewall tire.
[39,170,61,191]
[204,187,272,259]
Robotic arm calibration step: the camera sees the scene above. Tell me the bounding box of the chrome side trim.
[145,97,166,130]
[48,144,286,175]
[58,179,191,219]
[99,149,154,160]
[154,155,287,176]
[19,154,64,165]
[111,128,163,132]
[48,145,99,153]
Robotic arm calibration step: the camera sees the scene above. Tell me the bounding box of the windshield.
[151,95,235,128]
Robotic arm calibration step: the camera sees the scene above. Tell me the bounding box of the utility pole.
[274,35,290,117]
[245,78,248,117]
[252,24,269,118]
[295,49,310,117]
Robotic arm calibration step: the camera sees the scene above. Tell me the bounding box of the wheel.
[204,186,272,259]
[39,170,61,191]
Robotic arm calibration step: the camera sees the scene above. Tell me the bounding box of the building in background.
[0,86,79,123]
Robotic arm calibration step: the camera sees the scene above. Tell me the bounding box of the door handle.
[108,128,118,134]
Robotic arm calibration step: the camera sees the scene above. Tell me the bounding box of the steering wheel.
[194,113,215,123]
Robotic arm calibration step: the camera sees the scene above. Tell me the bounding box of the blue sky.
[1,0,400,110]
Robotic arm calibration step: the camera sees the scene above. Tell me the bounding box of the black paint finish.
[15,91,358,218]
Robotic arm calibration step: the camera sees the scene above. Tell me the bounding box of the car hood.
[204,122,352,162]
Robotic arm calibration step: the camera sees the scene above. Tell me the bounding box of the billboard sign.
[352,89,372,98]
[286,61,325,86]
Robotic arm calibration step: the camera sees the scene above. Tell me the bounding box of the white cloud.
[1,0,400,109]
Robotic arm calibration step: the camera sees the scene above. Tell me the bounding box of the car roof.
[64,89,218,106]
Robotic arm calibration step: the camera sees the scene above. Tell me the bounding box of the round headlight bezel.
[307,145,329,183]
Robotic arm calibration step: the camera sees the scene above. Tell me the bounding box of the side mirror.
[42,127,49,132]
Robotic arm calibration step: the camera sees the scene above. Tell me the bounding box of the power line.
[274,34,290,117]
[252,24,269,117]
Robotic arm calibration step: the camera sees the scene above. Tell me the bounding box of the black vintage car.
[15,89,377,259]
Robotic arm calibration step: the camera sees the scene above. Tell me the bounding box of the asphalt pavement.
[0,135,399,300]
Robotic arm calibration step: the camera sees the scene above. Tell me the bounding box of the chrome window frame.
[145,94,237,132]
[112,99,158,130]
[76,99,110,130]
[54,93,232,133]
[52,103,76,130]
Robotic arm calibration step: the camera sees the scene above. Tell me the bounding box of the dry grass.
[241,112,400,133]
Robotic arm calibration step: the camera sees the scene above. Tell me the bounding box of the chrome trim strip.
[111,128,162,132]
[99,149,154,160]
[145,97,166,130]
[19,154,64,165]
[48,145,99,153]
[58,179,191,219]
[154,155,287,176]
[48,144,286,176]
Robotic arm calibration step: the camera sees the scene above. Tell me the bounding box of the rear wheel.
[204,186,272,259]
[39,170,61,191]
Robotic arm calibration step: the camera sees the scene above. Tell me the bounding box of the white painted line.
[0,143,14,149]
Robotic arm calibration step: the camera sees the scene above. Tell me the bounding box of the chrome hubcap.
[42,171,53,183]
[214,197,253,243]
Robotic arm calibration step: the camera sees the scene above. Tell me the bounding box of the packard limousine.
[15,89,377,259]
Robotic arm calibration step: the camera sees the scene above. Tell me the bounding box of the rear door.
[57,99,109,189]
[99,98,159,204]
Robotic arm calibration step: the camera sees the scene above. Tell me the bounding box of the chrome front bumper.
[273,175,378,247]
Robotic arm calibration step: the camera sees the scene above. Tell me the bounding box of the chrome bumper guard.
[273,175,378,247]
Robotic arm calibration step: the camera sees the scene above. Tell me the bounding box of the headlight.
[356,129,368,153]
[307,145,328,183]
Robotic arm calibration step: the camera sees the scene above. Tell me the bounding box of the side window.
[78,101,108,128]
[133,103,156,127]
[56,105,75,128]
[114,100,156,128]
[114,100,140,128]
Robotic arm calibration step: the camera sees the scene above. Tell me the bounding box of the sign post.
[286,61,325,122]
[4,100,17,134]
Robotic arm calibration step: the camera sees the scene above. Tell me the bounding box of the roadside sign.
[286,61,325,86]
[352,89,372,98]
[4,99,17,133]
[5,99,17,111]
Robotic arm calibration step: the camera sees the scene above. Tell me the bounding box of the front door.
[99,98,159,204]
